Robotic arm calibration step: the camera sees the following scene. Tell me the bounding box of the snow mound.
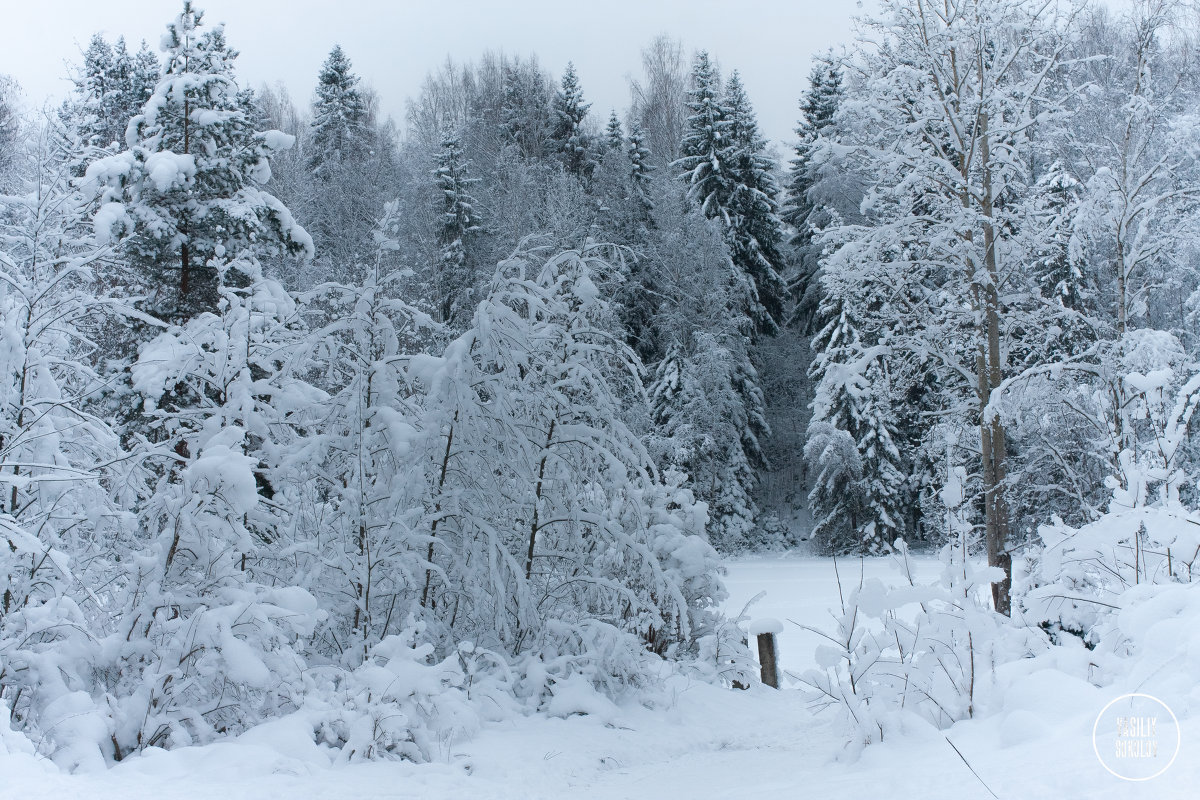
[746,618,783,635]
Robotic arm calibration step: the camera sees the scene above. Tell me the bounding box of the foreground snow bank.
[4,554,1198,798]
[8,667,1195,800]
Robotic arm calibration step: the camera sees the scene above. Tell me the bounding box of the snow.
[723,552,942,676]
[261,130,296,153]
[92,202,129,244]
[544,673,619,722]
[745,617,782,635]
[143,151,196,192]
[6,552,1193,797]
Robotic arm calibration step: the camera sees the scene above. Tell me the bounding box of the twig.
[945,736,999,799]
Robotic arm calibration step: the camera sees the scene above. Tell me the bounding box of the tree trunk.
[421,418,455,609]
[180,95,191,305]
[978,111,1013,616]
[525,418,556,581]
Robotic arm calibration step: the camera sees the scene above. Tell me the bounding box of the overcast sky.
[3,1,861,148]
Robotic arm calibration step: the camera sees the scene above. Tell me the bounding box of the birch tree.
[824,0,1076,612]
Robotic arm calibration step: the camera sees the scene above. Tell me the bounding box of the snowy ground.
[3,554,1195,799]
[722,550,944,677]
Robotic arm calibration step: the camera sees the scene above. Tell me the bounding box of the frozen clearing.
[2,554,1195,799]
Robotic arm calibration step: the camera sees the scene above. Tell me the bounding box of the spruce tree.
[308,45,370,177]
[85,1,311,324]
[550,62,596,179]
[432,129,481,325]
[0,77,17,189]
[1033,163,1086,312]
[627,120,654,213]
[301,44,395,280]
[129,39,160,107]
[674,51,727,218]
[675,57,783,334]
[649,331,768,552]
[855,361,905,551]
[720,71,786,334]
[784,55,842,335]
[71,35,119,150]
[604,109,624,153]
[501,58,553,161]
[62,35,159,172]
[806,293,905,554]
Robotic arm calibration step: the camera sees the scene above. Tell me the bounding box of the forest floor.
[2,554,1194,799]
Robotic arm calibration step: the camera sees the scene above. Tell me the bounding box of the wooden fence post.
[756,633,778,688]
[747,618,782,689]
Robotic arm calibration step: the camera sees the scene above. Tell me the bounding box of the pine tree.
[299,44,396,281]
[129,39,160,109]
[84,1,311,324]
[1033,162,1086,314]
[308,45,370,177]
[645,219,771,552]
[550,63,596,179]
[803,420,863,553]
[856,362,905,551]
[805,293,905,553]
[432,129,481,325]
[70,35,119,150]
[805,295,865,551]
[784,55,842,335]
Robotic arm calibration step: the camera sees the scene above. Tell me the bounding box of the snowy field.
[722,551,944,676]
[3,554,1197,799]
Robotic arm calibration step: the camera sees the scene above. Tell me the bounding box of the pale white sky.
[2,0,861,147]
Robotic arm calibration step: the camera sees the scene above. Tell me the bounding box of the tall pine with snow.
[649,332,769,552]
[85,1,311,325]
[301,44,393,279]
[501,58,554,161]
[645,205,770,552]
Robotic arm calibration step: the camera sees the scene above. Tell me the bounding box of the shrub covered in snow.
[798,541,1045,751]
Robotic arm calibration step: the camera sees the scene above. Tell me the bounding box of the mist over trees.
[4,0,1200,772]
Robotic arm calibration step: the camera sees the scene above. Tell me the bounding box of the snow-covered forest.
[4,0,1200,795]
